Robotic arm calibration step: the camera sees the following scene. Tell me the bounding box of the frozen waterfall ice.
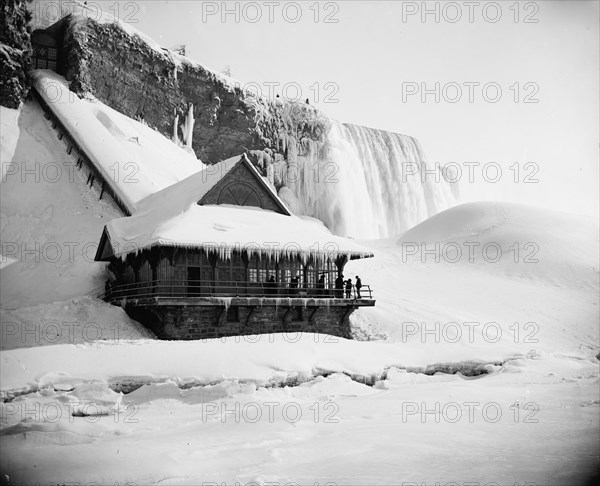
[283,120,458,239]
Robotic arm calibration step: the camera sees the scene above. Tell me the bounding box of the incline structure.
[95,154,375,340]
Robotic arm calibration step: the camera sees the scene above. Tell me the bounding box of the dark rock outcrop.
[1,0,33,108]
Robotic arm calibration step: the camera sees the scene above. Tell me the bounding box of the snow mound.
[398,201,599,288]
[346,201,599,357]
[0,296,155,351]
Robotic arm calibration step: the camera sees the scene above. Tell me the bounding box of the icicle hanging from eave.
[110,237,371,266]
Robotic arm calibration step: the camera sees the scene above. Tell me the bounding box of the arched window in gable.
[217,181,263,209]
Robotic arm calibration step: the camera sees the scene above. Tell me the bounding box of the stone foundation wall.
[131,304,354,340]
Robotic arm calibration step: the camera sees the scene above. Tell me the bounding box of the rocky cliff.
[61,15,328,170]
[1,0,33,108]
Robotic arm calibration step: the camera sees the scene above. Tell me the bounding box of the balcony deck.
[100,280,375,307]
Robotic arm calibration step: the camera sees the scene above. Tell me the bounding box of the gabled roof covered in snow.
[166,153,291,216]
[95,155,374,263]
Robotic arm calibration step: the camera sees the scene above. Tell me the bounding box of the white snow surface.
[0,296,154,351]
[0,105,20,179]
[346,201,599,358]
[1,101,121,308]
[1,99,598,484]
[31,70,204,211]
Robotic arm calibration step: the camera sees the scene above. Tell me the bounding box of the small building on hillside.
[95,154,375,340]
[31,17,70,74]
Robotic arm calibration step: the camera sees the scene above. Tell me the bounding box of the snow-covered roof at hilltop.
[97,155,374,263]
[32,70,204,211]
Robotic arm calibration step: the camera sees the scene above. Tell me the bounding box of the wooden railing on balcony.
[99,280,373,303]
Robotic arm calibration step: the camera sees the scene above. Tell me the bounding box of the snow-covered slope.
[0,101,156,349]
[1,100,121,308]
[399,201,598,287]
[347,201,599,358]
[32,70,204,210]
[0,106,20,179]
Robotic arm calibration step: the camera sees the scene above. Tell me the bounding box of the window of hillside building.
[248,254,277,284]
[217,252,245,282]
[306,265,317,287]
[139,261,152,283]
[280,262,300,285]
[217,181,262,208]
[32,30,59,72]
[122,266,135,284]
[156,258,173,282]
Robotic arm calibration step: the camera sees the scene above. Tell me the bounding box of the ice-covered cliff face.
[53,13,456,238]
[279,121,457,239]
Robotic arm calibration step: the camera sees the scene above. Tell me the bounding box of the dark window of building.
[292,306,303,321]
[187,267,201,296]
[217,181,262,208]
[31,30,59,73]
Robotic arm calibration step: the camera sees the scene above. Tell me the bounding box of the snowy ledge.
[0,334,511,400]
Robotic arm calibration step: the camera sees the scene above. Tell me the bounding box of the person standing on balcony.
[355,276,362,299]
[290,274,300,295]
[335,273,344,298]
[317,273,325,296]
[345,278,352,299]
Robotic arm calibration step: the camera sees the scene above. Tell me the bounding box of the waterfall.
[282,120,458,239]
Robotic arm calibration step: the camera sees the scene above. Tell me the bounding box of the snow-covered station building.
[95,154,375,339]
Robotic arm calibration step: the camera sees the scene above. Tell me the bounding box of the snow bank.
[0,296,154,351]
[1,100,121,308]
[0,106,20,178]
[399,201,599,287]
[346,201,599,358]
[0,334,402,394]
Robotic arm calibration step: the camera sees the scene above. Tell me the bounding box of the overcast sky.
[89,0,599,218]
